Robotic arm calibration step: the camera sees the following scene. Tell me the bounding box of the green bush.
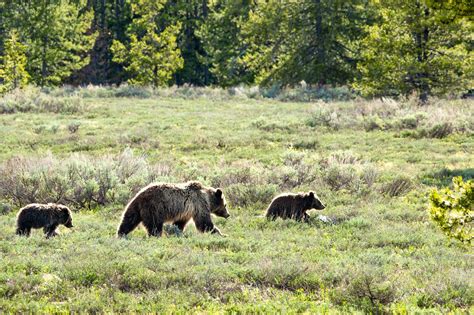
[429,177,473,245]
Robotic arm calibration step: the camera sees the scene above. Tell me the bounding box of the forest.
[0,0,472,100]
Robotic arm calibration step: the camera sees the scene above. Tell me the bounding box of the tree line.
[0,0,472,100]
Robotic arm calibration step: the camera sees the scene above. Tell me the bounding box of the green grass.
[0,92,473,313]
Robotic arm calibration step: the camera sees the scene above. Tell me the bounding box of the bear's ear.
[309,191,315,197]
[215,189,223,199]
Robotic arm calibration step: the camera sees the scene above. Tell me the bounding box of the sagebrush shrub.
[0,87,84,114]
[225,184,277,208]
[0,150,155,210]
[429,177,473,245]
[320,151,378,194]
[381,176,413,197]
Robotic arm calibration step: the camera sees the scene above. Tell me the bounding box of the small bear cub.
[265,191,325,222]
[16,203,74,238]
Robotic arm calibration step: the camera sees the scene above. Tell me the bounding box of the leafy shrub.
[0,87,84,114]
[428,177,473,245]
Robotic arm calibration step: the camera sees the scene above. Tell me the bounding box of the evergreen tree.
[240,0,375,86]
[111,0,183,87]
[157,0,212,86]
[355,0,474,101]
[198,0,254,87]
[4,1,96,86]
[0,30,29,94]
[69,0,132,85]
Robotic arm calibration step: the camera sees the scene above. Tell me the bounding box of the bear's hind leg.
[173,219,189,232]
[143,220,163,237]
[117,208,142,237]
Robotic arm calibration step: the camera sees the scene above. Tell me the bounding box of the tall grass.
[0,88,472,313]
[45,84,355,101]
[0,149,418,211]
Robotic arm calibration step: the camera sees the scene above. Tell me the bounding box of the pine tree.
[198,1,255,87]
[0,30,29,94]
[111,0,183,87]
[355,0,474,101]
[4,1,96,86]
[239,0,375,87]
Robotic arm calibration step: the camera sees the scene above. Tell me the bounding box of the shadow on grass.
[421,168,474,187]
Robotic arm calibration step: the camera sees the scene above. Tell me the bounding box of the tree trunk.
[314,0,326,85]
[202,0,210,85]
[415,2,430,103]
[41,35,48,87]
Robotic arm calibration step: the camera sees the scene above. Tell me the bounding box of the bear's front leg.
[194,214,226,237]
[302,212,310,222]
[210,226,227,237]
[16,227,31,236]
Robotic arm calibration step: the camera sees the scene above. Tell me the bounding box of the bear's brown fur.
[117,181,230,237]
[16,203,74,238]
[265,191,325,222]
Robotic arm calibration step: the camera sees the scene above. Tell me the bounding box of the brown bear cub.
[117,181,230,238]
[265,191,325,222]
[16,203,74,238]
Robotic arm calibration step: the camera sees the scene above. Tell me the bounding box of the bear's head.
[57,205,74,228]
[211,188,230,219]
[306,191,325,210]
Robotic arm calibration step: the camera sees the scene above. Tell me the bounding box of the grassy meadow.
[0,87,473,313]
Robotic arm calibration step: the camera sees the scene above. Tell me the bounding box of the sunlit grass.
[0,92,472,312]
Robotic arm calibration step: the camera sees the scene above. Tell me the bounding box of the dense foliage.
[0,30,29,93]
[0,0,472,98]
[429,177,473,245]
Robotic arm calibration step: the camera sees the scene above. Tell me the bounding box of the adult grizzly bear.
[265,191,325,222]
[117,181,230,238]
[16,203,74,238]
